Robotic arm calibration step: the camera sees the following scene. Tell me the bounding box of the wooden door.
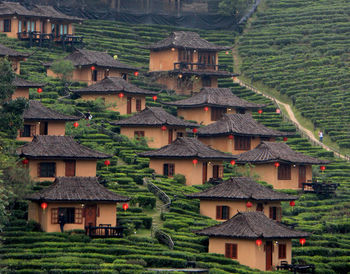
[127,97,132,114]
[39,122,48,135]
[213,165,219,178]
[84,205,97,227]
[168,129,173,144]
[202,162,207,184]
[65,160,76,177]
[265,241,273,271]
[299,165,306,188]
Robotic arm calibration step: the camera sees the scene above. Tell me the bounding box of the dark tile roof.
[145,31,231,51]
[28,177,130,202]
[187,177,297,201]
[163,87,265,109]
[31,5,82,22]
[111,107,198,128]
[139,137,235,160]
[198,114,291,137]
[13,76,44,88]
[55,49,138,71]
[0,43,29,58]
[196,211,309,239]
[0,1,36,17]
[235,141,330,165]
[73,77,158,96]
[23,100,80,121]
[18,135,111,159]
[149,70,236,78]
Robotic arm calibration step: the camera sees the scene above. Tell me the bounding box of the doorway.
[84,204,97,227]
[265,241,273,270]
[299,165,306,188]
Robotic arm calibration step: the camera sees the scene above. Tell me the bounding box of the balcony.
[85,225,124,238]
[174,62,228,72]
[17,32,83,49]
[302,180,339,195]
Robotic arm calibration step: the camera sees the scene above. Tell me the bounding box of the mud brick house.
[18,135,111,181]
[46,49,138,85]
[0,43,28,74]
[18,100,80,142]
[187,177,297,222]
[12,76,44,100]
[27,177,130,233]
[139,137,235,185]
[197,113,291,154]
[235,141,330,189]
[196,211,309,271]
[145,31,236,94]
[111,107,198,148]
[163,87,264,125]
[73,77,159,114]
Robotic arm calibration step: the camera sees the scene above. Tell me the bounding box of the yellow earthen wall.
[149,49,179,71]
[12,87,29,99]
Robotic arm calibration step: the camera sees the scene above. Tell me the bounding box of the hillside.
[237,0,350,151]
[0,18,349,273]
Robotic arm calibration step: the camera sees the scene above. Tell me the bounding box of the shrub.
[25,220,42,232]
[173,174,186,185]
[136,195,156,209]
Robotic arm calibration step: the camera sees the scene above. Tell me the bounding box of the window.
[4,19,11,32]
[59,207,75,223]
[53,208,83,224]
[278,164,291,180]
[211,107,226,121]
[225,243,237,259]
[256,203,264,212]
[198,51,216,69]
[136,99,142,112]
[278,244,287,259]
[38,162,56,177]
[202,77,212,87]
[51,208,58,224]
[92,70,98,82]
[178,49,193,64]
[269,206,282,221]
[20,125,31,137]
[65,160,76,177]
[216,205,229,220]
[213,165,223,178]
[237,108,246,114]
[234,136,251,150]
[127,97,132,114]
[163,163,175,177]
[134,131,145,140]
[177,132,184,138]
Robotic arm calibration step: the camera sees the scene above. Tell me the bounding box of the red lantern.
[228,135,234,140]
[37,88,43,93]
[204,106,209,112]
[225,51,229,55]
[274,162,280,168]
[73,122,79,128]
[118,93,124,98]
[192,159,198,165]
[299,238,306,246]
[41,202,48,210]
[258,109,263,114]
[22,159,29,165]
[134,71,139,77]
[283,137,288,142]
[153,95,157,101]
[91,66,96,71]
[290,200,295,207]
[122,203,128,211]
[192,128,198,134]
[161,125,167,131]
[276,108,281,114]
[256,239,262,247]
[320,166,326,171]
[104,160,110,166]
[246,201,253,208]
[230,160,236,166]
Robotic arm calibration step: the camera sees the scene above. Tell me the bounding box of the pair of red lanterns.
[255,238,306,246]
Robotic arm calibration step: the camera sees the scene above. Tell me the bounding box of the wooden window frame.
[51,208,58,224]
[136,99,142,112]
[234,136,251,151]
[3,19,11,32]
[75,208,83,224]
[269,206,282,221]
[211,107,226,121]
[20,124,32,137]
[216,205,230,220]
[278,244,287,259]
[38,162,56,178]
[278,164,291,180]
[225,243,238,259]
[163,163,175,177]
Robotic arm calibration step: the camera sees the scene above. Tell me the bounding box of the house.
[196,211,309,271]
[18,100,80,141]
[111,107,198,148]
[162,87,264,125]
[145,31,236,94]
[73,77,159,114]
[138,137,235,185]
[197,113,291,154]
[187,177,297,222]
[27,176,130,233]
[235,141,330,190]
[46,49,138,85]
[17,135,111,181]
[12,76,44,100]
[0,43,28,74]
[0,2,83,46]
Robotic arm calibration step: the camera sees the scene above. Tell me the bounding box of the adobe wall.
[12,87,29,100]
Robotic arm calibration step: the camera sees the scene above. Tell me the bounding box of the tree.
[218,0,252,16]
[50,59,75,82]
[0,58,15,103]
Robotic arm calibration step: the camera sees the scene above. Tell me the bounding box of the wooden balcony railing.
[17,32,83,49]
[85,225,124,238]
[302,180,339,195]
[174,62,227,71]
[277,261,315,273]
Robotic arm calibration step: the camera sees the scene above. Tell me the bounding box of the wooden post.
[177,0,181,16]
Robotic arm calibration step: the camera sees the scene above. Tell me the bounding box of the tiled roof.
[0,1,36,17]
[31,5,82,22]
[13,76,44,88]
[0,43,29,58]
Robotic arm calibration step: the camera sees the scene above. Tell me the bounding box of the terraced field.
[237,0,350,150]
[0,18,350,273]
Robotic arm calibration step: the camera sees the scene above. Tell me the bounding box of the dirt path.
[233,77,349,161]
